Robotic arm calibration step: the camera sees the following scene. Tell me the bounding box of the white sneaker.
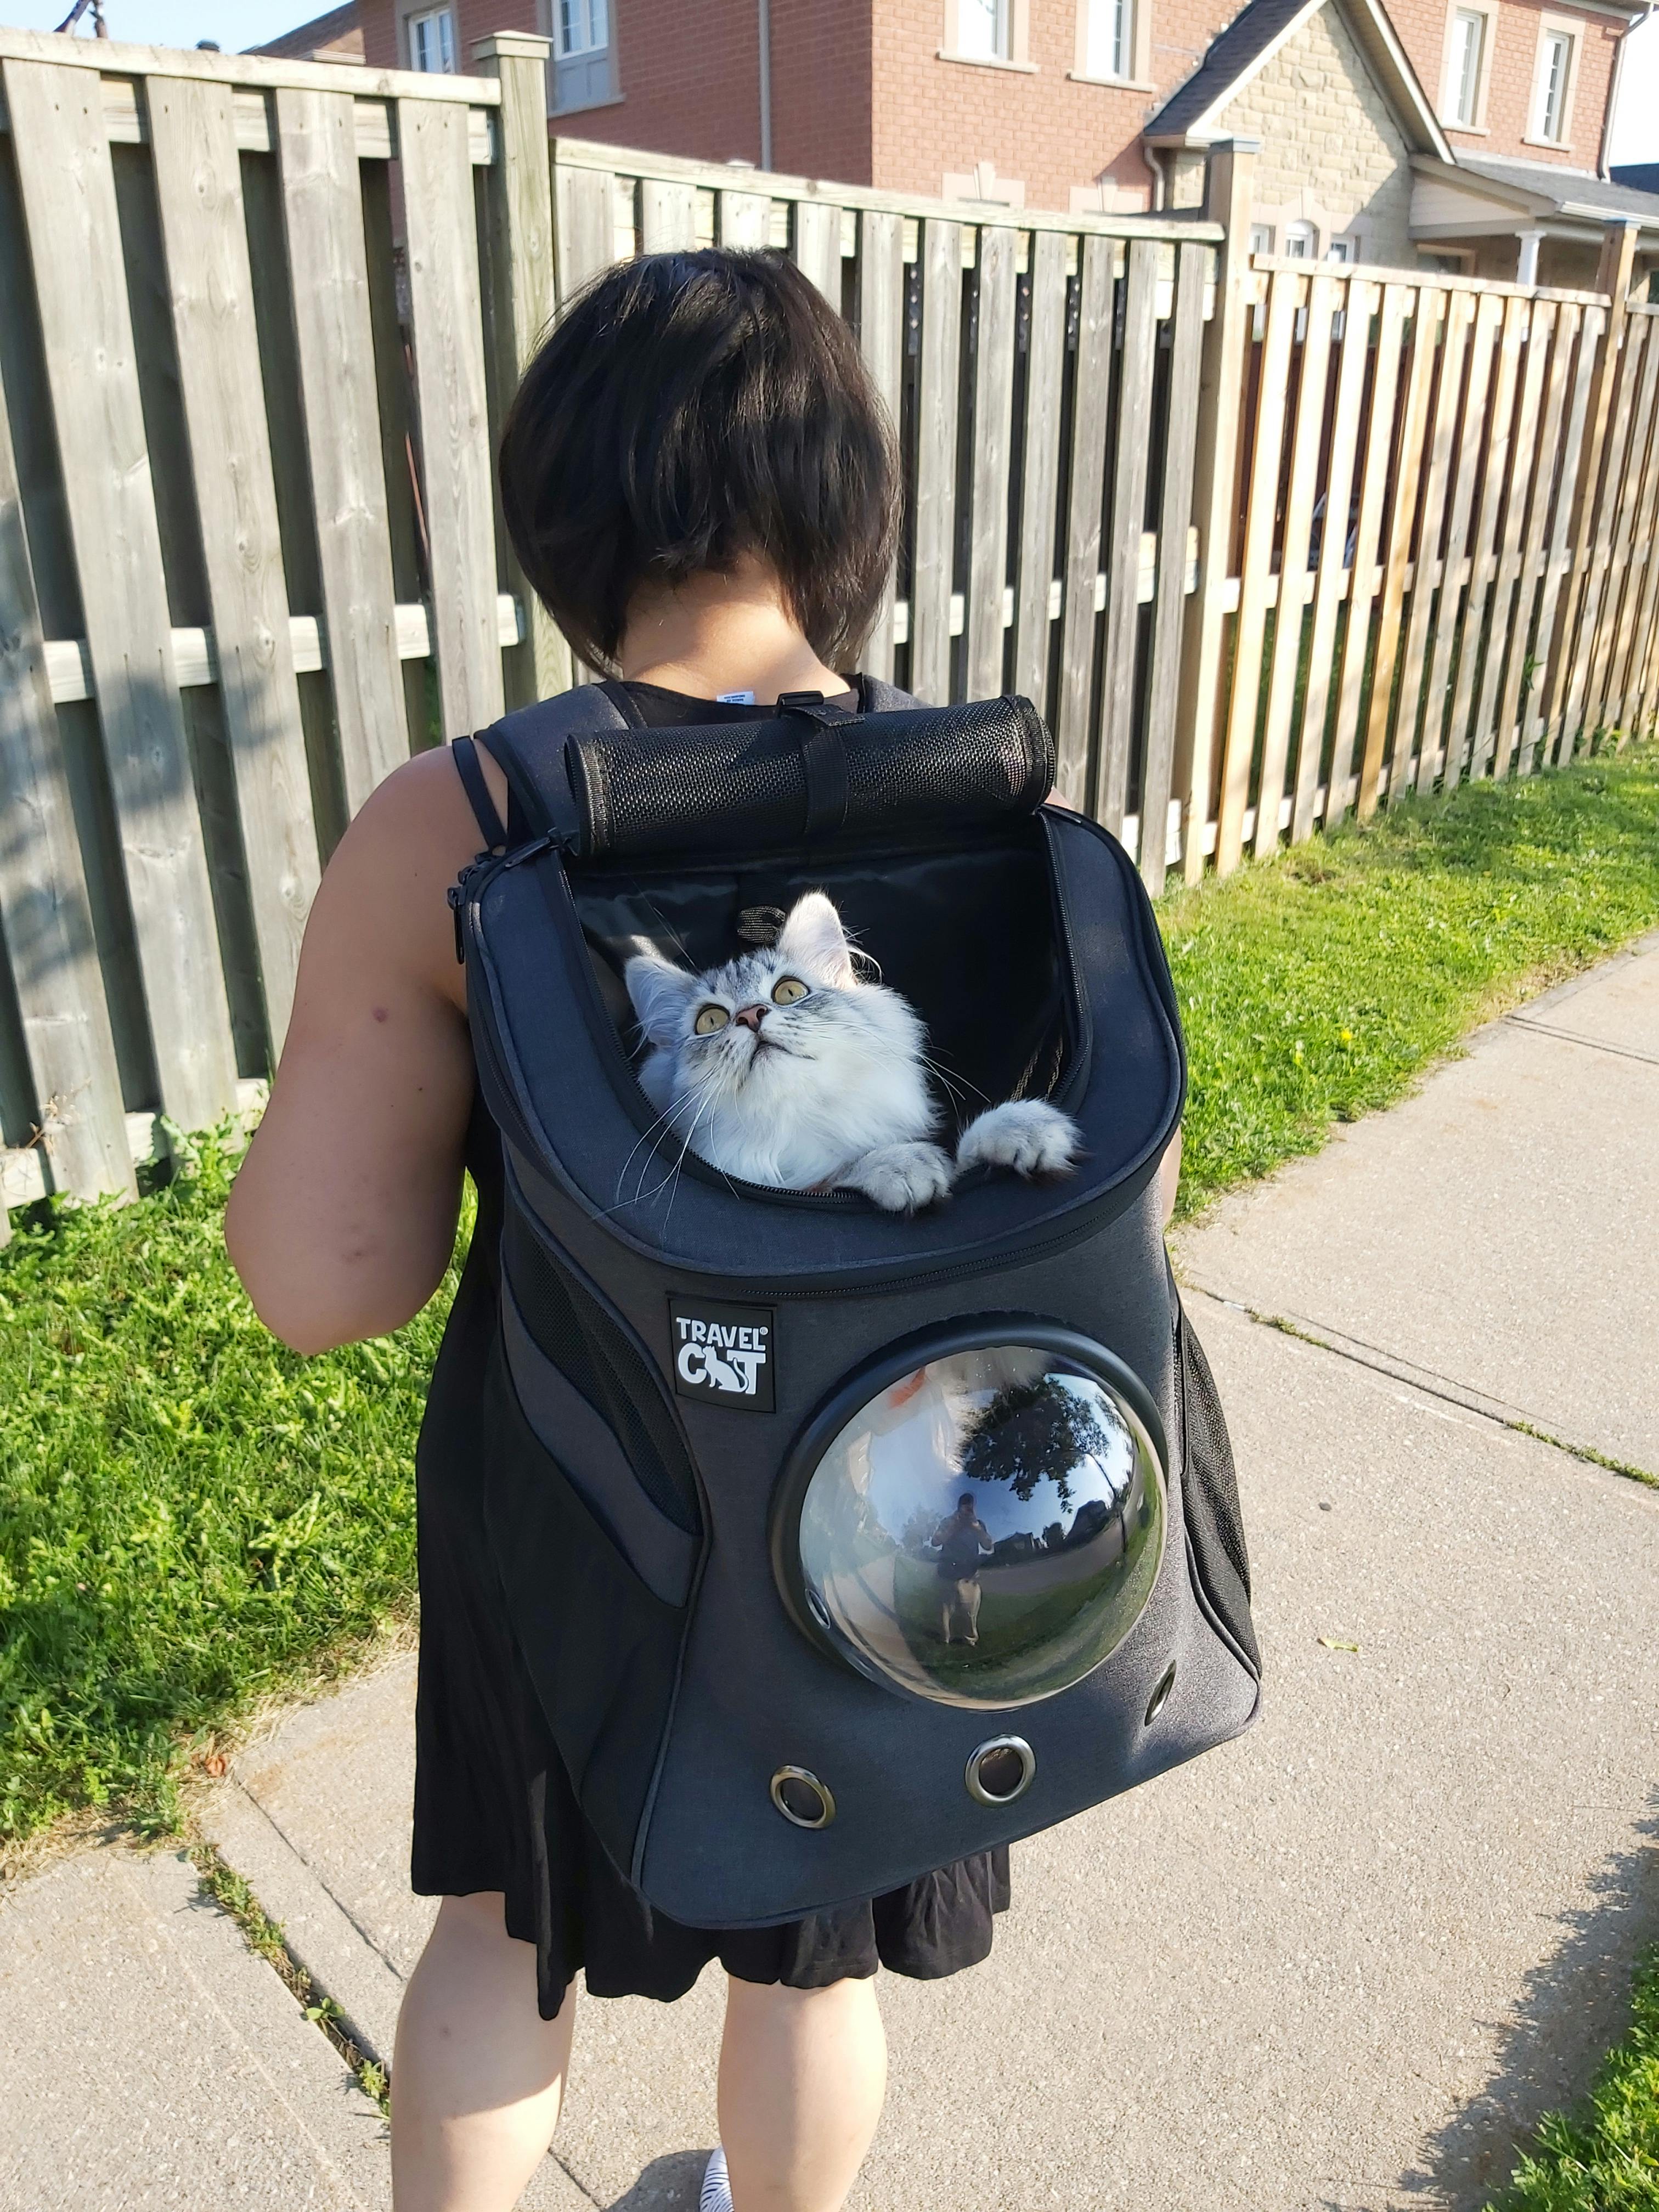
[699,2145,733,2212]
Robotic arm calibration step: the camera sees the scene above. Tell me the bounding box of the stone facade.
[1207,3,1417,261]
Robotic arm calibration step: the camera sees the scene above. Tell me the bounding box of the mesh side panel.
[569,697,1053,860]
[504,1210,700,1534]
[1176,1305,1260,1677]
[1182,1319,1250,1595]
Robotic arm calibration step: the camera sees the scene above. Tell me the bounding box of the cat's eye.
[694,1004,731,1036]
[771,977,809,1006]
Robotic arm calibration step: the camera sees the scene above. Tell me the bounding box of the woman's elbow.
[224,1192,428,1355]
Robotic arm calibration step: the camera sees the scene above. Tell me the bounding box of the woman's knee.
[723,1972,880,2024]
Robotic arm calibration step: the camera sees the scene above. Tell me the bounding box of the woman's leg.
[717,1974,888,2212]
[391,1892,575,2212]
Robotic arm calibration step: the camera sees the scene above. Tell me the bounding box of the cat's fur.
[623,892,1080,1212]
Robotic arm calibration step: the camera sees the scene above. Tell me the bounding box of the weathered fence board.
[0,352,133,1209]
[476,34,568,710]
[1054,235,1116,810]
[149,72,319,1048]
[3,55,238,1131]
[1097,239,1159,838]
[1138,239,1207,893]
[792,197,842,304]
[399,95,503,738]
[1012,226,1068,713]
[275,86,409,811]
[855,208,903,683]
[911,217,963,707]
[965,224,1017,701]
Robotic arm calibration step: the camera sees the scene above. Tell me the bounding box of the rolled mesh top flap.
[565,695,1054,860]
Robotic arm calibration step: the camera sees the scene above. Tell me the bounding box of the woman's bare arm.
[225,745,505,1355]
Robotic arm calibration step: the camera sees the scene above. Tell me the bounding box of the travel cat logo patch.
[668,1297,776,1412]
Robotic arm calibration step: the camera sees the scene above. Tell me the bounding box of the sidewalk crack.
[1187,1284,1657,1489]
[1503,1015,1659,1068]
[229,1778,409,1994]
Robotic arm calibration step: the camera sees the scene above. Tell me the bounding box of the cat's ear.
[777,891,856,988]
[624,949,698,1044]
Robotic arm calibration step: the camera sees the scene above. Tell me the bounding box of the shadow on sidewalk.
[603,2147,709,2209]
[1400,1794,1659,2210]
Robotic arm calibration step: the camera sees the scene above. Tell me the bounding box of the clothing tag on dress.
[716,689,757,705]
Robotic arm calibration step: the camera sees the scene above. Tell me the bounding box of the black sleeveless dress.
[410,681,1011,2021]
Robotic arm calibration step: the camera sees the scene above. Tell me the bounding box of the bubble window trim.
[768,1314,1170,1702]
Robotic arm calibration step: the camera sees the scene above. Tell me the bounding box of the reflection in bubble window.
[791,1344,1165,1708]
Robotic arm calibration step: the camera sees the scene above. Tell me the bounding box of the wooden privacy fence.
[0,29,1656,1224]
[1193,205,1659,877]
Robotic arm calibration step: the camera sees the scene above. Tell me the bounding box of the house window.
[1084,0,1132,78]
[1534,27,1574,142]
[1285,221,1317,258]
[554,0,614,110]
[958,0,1012,59]
[1249,223,1274,254]
[1447,7,1486,126]
[408,4,455,72]
[1328,237,1354,262]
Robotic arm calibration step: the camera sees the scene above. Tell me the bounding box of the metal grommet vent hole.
[1145,1661,1177,1726]
[965,1736,1035,1807]
[770,1766,836,1830]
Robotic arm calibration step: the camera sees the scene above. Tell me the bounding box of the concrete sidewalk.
[4,940,1657,2211]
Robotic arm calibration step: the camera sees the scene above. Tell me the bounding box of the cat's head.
[623,893,931,1137]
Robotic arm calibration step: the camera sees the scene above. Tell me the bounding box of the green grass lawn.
[1483,1942,1659,2211]
[1164,745,1659,1215]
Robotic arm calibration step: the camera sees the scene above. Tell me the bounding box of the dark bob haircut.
[499,249,898,673]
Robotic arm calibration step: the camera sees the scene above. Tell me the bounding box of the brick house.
[305,0,1659,279]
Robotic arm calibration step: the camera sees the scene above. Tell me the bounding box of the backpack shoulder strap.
[469,684,631,842]
[861,675,922,714]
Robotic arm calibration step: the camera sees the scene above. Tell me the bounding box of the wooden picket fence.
[0,26,1655,1223]
[1195,227,1659,873]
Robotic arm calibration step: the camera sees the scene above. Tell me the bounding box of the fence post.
[1539,216,1637,765]
[1177,138,1257,883]
[474,31,571,708]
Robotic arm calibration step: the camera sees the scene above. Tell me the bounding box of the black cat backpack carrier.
[448,680,1261,1929]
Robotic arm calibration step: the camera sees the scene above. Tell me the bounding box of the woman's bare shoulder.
[325,743,510,1012]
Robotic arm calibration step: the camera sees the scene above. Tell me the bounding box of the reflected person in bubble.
[931,1492,994,1643]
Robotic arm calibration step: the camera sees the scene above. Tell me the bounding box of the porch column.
[1516,228,1545,286]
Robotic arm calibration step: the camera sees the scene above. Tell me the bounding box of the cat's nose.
[733,1004,767,1032]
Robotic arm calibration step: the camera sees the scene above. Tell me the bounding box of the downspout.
[758,0,774,172]
[1142,139,1169,212]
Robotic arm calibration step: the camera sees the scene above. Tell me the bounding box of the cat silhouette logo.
[668,1297,776,1412]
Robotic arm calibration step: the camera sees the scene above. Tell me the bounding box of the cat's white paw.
[956,1101,1081,1180]
[839,1141,956,1214]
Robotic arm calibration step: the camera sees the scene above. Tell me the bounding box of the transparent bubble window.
[775,1331,1166,1709]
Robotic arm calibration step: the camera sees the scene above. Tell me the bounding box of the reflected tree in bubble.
[786,1342,1167,1709]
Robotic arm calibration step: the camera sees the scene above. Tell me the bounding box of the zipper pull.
[447,848,494,966]
[503,830,561,869]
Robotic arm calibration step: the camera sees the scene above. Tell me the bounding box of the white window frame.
[1440,0,1497,132]
[940,0,1036,70]
[407,3,456,73]
[1248,222,1276,255]
[1527,18,1579,148]
[544,0,619,114]
[557,0,608,57]
[1284,219,1318,259]
[1070,0,1152,88]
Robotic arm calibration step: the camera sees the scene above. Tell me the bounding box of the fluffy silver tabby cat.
[623,891,1080,1212]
